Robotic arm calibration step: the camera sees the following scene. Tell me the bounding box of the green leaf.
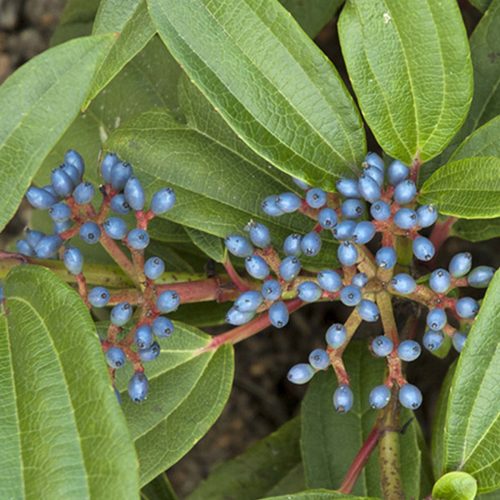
[51,0,101,45]
[301,342,422,497]
[452,217,500,242]
[185,227,225,263]
[451,115,500,161]
[432,472,478,500]
[0,34,114,233]
[141,473,178,500]
[115,321,234,486]
[0,266,138,499]
[338,0,472,164]
[419,157,500,218]
[148,0,365,189]
[262,490,379,500]
[440,270,500,492]
[470,0,492,11]
[170,302,231,328]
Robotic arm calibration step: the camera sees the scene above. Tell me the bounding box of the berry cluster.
[18,150,178,403]
[224,153,495,413]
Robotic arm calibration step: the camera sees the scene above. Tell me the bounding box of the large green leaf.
[50,0,101,45]
[439,271,500,492]
[0,266,138,499]
[451,115,500,161]
[301,342,422,497]
[0,34,114,233]
[141,473,178,500]
[262,491,379,500]
[115,321,234,486]
[339,0,472,164]
[419,157,500,219]
[452,218,500,242]
[148,0,365,189]
[470,0,492,12]
[185,227,225,263]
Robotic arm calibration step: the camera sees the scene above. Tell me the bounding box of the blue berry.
[16,239,34,256]
[340,285,362,306]
[309,349,330,370]
[279,256,301,282]
[144,256,165,280]
[64,149,84,178]
[34,234,63,258]
[276,192,301,213]
[42,184,59,198]
[101,153,119,182]
[88,286,110,307]
[358,173,381,202]
[111,302,133,326]
[332,220,356,241]
[151,187,176,215]
[51,167,74,197]
[394,208,417,230]
[387,160,409,186]
[246,221,271,248]
[261,279,281,301]
[110,194,131,214]
[352,272,368,288]
[225,234,253,258]
[449,252,472,278]
[416,205,438,228]
[369,385,391,409]
[305,188,327,209]
[269,301,289,328]
[364,165,384,186]
[245,255,270,279]
[73,182,95,205]
[375,247,397,269]
[128,372,148,403]
[429,268,451,293]
[297,281,322,302]
[139,341,161,362]
[423,330,444,351]
[124,176,145,211]
[370,200,391,221]
[53,220,72,235]
[79,221,101,245]
[337,241,358,266]
[358,299,380,322]
[452,332,467,353]
[283,234,302,256]
[456,297,479,319]
[317,269,342,292]
[318,207,338,229]
[61,163,81,187]
[293,177,310,190]
[394,179,417,205]
[156,290,180,313]
[426,308,447,331]
[234,290,264,312]
[25,229,44,248]
[261,195,284,216]
[336,178,360,198]
[333,385,353,413]
[341,198,365,219]
[135,324,154,349]
[365,152,384,172]
[103,217,128,240]
[300,231,322,257]
[391,273,416,294]
[152,316,174,338]
[63,247,83,275]
[467,266,495,288]
[352,221,375,244]
[398,384,422,410]
[326,323,347,348]
[127,228,150,250]
[48,202,71,222]
[371,336,393,357]
[397,340,421,362]
[106,346,126,369]
[287,363,315,384]
[110,161,133,191]
[26,186,57,209]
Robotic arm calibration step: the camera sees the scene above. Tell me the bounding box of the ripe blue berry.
[124,176,145,211]
[416,205,438,228]
[261,279,281,301]
[375,247,397,269]
[326,323,347,348]
[426,308,447,331]
[358,173,381,202]
[338,241,358,266]
[452,332,467,353]
[283,233,302,256]
[391,273,416,294]
[394,179,417,205]
[156,290,180,313]
[365,152,384,172]
[293,177,310,190]
[336,178,360,198]
[276,192,301,213]
[369,385,391,409]
[139,341,161,362]
[127,228,150,250]
[269,301,289,328]
[151,187,176,214]
[297,281,322,302]
[261,195,284,216]
[301,231,322,257]
[101,153,119,182]
[110,194,131,214]
[423,330,444,351]
[279,256,301,282]
[48,202,71,222]
[103,217,128,240]
[246,221,271,248]
[333,220,356,241]
[110,161,133,191]
[305,188,327,208]
[397,340,421,362]
[152,316,174,338]
[387,160,409,185]
[449,252,472,278]
[358,299,380,322]
[370,200,391,221]
[144,256,165,280]
[317,269,342,292]
[413,236,435,262]
[79,221,101,245]
[245,255,270,280]
[394,208,417,230]
[429,268,451,293]
[16,239,34,256]
[111,302,133,326]
[467,266,495,288]
[318,207,338,229]
[364,165,384,186]
[62,163,81,186]
[63,247,83,275]
[352,221,375,244]
[25,229,44,248]
[26,186,57,209]
[333,385,353,413]
[73,182,95,205]
[43,184,58,198]
[51,167,74,197]
[106,346,126,369]
[287,363,315,384]
[352,272,368,288]
[398,384,422,410]
[34,234,63,258]
[371,336,393,357]
[225,234,253,258]
[234,290,264,312]
[135,325,154,349]
[309,349,330,370]
[340,285,362,306]
[53,220,72,235]
[128,372,148,403]
[64,149,84,178]
[456,297,479,319]
[341,198,365,219]
[88,286,110,307]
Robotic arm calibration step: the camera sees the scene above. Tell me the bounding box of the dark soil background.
[1,1,496,498]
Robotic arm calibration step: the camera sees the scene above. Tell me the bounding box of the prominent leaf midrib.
[467,449,500,475]
[466,415,500,473]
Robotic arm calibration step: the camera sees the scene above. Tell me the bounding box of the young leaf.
[470,0,492,11]
[0,266,138,499]
[419,157,500,218]
[439,270,500,493]
[141,473,178,500]
[148,0,366,189]
[0,34,114,233]
[452,217,500,243]
[185,227,225,263]
[432,472,478,500]
[262,491,379,500]
[339,0,472,164]
[50,0,101,45]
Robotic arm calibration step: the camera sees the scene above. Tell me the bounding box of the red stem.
[429,216,457,256]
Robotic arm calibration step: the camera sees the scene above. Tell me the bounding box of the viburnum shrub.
[0,1,499,499]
